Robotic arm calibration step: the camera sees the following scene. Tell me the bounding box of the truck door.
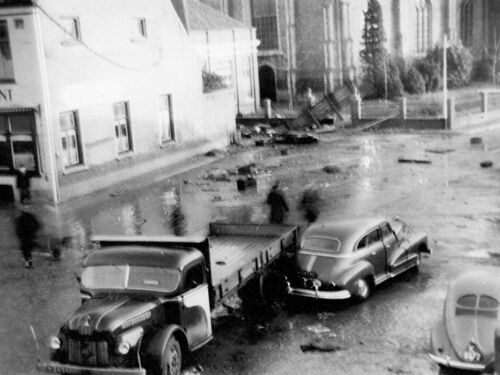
[180,263,212,349]
[380,223,406,273]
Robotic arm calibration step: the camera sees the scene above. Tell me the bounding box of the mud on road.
[2,128,500,375]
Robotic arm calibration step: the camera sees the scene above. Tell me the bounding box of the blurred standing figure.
[266,181,289,224]
[169,190,186,236]
[299,188,321,224]
[15,166,31,204]
[14,205,40,268]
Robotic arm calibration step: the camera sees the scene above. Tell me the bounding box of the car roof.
[302,217,384,252]
[83,246,203,271]
[447,270,500,302]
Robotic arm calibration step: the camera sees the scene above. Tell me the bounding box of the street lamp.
[443,35,448,125]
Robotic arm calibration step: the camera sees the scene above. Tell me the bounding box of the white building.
[0,0,236,203]
[172,0,260,115]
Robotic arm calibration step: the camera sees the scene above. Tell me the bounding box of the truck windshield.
[81,265,181,294]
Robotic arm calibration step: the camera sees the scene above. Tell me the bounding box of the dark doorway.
[259,65,277,102]
[0,185,14,204]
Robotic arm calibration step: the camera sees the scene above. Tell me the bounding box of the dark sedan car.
[429,270,500,373]
[286,217,430,301]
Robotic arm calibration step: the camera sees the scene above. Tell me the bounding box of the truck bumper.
[37,361,146,375]
[287,286,351,300]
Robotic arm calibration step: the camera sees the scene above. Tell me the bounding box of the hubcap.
[357,279,369,298]
[166,346,180,375]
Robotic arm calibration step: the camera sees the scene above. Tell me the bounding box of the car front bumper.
[428,353,485,372]
[287,286,351,300]
[37,361,146,375]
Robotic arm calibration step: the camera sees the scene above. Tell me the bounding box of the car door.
[357,228,386,277]
[380,223,407,273]
[180,262,212,350]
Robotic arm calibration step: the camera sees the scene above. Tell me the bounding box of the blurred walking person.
[266,181,289,224]
[299,188,321,225]
[15,165,31,204]
[14,205,40,268]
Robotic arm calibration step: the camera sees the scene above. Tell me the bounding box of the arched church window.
[460,0,473,47]
[416,0,431,53]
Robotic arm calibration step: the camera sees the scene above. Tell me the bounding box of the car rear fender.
[140,324,188,372]
[338,261,375,290]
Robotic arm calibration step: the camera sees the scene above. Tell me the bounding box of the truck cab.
[39,238,213,375]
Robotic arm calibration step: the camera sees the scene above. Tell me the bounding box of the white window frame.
[61,17,81,43]
[159,94,175,144]
[113,102,132,154]
[59,111,82,168]
[0,20,14,81]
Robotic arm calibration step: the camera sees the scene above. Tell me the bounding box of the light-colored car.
[286,217,430,301]
[429,270,500,373]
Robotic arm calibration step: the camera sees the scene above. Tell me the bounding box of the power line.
[33,1,162,72]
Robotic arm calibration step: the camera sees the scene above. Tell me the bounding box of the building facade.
[0,0,236,203]
[204,0,500,104]
[173,0,260,115]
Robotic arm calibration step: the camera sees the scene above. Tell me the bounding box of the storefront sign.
[0,89,12,101]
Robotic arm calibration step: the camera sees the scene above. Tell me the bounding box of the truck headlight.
[116,327,144,355]
[117,342,131,355]
[48,336,61,350]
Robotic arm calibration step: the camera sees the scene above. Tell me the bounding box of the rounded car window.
[457,294,477,308]
[479,295,499,309]
[302,237,340,252]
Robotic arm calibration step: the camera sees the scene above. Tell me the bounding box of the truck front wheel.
[160,337,182,375]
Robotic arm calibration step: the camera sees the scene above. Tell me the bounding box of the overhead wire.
[33,1,163,72]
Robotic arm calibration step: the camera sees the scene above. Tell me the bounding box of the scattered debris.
[272,132,319,145]
[109,191,122,197]
[205,149,225,157]
[470,137,483,145]
[236,177,257,191]
[323,165,342,174]
[398,158,431,164]
[255,140,265,147]
[306,324,331,334]
[425,148,455,154]
[182,364,204,375]
[205,169,230,181]
[237,163,256,175]
[300,337,343,353]
[212,196,223,202]
[280,148,289,156]
[480,160,493,168]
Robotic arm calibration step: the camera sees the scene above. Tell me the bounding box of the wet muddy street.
[2,128,500,375]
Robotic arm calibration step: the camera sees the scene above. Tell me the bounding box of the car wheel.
[160,337,182,375]
[353,278,371,302]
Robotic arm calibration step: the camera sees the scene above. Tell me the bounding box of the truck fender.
[338,261,375,291]
[140,325,188,373]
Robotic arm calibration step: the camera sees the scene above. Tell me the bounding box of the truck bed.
[206,223,298,302]
[209,235,278,287]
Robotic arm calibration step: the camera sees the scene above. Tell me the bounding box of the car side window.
[357,229,380,250]
[184,263,205,290]
[380,224,396,243]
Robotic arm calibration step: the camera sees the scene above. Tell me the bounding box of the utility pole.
[443,34,448,124]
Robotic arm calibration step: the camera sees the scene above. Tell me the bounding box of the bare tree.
[484,28,500,85]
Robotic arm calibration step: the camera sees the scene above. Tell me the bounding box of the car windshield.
[389,219,406,240]
[455,294,499,319]
[302,236,341,253]
[81,265,181,294]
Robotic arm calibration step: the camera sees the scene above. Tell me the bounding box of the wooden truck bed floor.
[209,235,279,287]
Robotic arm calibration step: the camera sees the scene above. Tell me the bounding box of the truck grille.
[67,337,110,366]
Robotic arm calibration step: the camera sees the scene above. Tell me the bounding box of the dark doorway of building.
[0,185,14,204]
[259,65,277,102]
